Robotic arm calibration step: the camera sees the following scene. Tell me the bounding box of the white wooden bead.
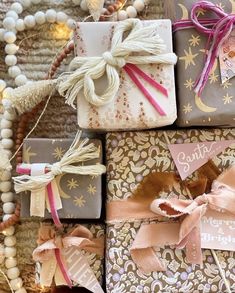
[8,65,21,78]
[0,29,6,41]
[4,31,16,44]
[16,19,25,31]
[4,236,17,247]
[5,257,17,269]
[16,288,27,293]
[67,19,76,29]
[0,170,12,181]
[0,245,4,264]
[24,15,36,28]
[21,0,31,8]
[133,0,145,12]
[0,118,12,129]
[35,11,46,24]
[1,138,14,149]
[1,192,14,203]
[11,3,23,14]
[5,44,19,55]
[1,128,13,138]
[10,277,23,290]
[126,6,137,17]
[80,0,89,11]
[31,0,41,3]
[3,226,15,236]
[72,0,81,4]
[118,10,128,20]
[7,267,20,280]
[5,149,12,158]
[4,247,16,258]
[15,74,27,86]
[3,17,16,30]
[46,9,57,23]
[0,181,12,192]
[5,55,17,66]
[0,80,6,92]
[3,203,15,214]
[56,12,68,23]
[6,11,19,20]
[4,110,17,121]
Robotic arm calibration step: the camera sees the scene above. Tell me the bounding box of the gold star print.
[209,72,219,83]
[23,146,36,163]
[87,184,97,195]
[223,94,233,104]
[67,178,79,190]
[189,35,200,47]
[74,195,86,207]
[183,103,193,114]
[52,147,65,160]
[196,8,206,16]
[184,78,194,90]
[216,3,225,10]
[222,81,232,89]
[179,47,199,69]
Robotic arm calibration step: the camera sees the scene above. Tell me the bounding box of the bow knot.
[102,51,126,68]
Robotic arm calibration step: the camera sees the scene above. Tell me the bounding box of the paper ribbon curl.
[107,165,235,273]
[13,132,106,227]
[33,224,105,292]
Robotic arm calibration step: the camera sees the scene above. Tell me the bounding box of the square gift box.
[173,0,235,127]
[106,129,235,292]
[73,19,177,131]
[19,138,103,219]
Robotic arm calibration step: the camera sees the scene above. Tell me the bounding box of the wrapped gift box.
[20,138,103,219]
[106,129,235,292]
[173,0,235,127]
[74,20,177,131]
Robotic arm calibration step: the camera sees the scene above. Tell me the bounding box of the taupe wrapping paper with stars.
[174,0,235,127]
[20,138,103,219]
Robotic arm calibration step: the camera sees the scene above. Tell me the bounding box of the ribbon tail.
[39,257,57,287]
[185,226,203,265]
[46,182,62,228]
[30,188,46,217]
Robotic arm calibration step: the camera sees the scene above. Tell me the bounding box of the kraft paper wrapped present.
[18,137,104,220]
[34,222,105,292]
[72,19,177,131]
[173,0,235,127]
[106,129,235,292]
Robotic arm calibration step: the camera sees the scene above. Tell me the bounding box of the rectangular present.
[106,129,235,292]
[173,0,235,127]
[74,20,177,131]
[20,138,103,219]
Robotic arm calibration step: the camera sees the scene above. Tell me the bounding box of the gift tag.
[219,29,235,84]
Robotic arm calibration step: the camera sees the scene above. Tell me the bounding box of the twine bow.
[174,1,235,95]
[33,224,104,292]
[13,132,106,227]
[58,18,177,113]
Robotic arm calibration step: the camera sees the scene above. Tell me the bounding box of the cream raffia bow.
[5,18,177,115]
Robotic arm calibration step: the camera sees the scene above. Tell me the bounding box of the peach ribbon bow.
[32,224,104,292]
[107,165,235,273]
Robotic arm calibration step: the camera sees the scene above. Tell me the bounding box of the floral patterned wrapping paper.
[74,20,177,131]
[174,0,235,127]
[106,129,235,293]
[20,138,103,219]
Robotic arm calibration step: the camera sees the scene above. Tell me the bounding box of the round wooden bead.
[8,65,21,78]
[16,288,27,293]
[80,0,89,11]
[1,192,14,203]
[5,55,17,66]
[3,226,15,236]
[7,267,20,279]
[46,9,57,23]
[10,277,23,291]
[35,11,46,24]
[67,18,76,29]
[0,181,12,192]
[4,246,16,257]
[15,19,25,31]
[56,12,68,23]
[15,74,27,86]
[11,3,23,14]
[108,5,115,13]
[21,0,31,8]
[0,170,12,181]
[5,257,17,269]
[5,149,12,158]
[24,15,36,28]
[2,138,14,149]
[133,0,145,11]
[0,118,12,129]
[5,44,19,55]
[3,202,15,214]
[3,17,16,30]
[3,214,14,222]
[126,6,137,17]
[1,129,13,138]
[4,31,16,44]
[117,10,128,20]
[4,110,17,121]
[4,236,17,247]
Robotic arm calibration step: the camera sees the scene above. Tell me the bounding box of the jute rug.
[0,1,165,292]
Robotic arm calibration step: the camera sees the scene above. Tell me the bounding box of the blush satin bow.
[107,165,235,273]
[33,224,104,293]
[174,1,235,95]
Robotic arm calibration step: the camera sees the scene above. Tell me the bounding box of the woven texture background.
[0,1,164,292]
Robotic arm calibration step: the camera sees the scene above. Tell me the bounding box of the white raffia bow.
[13,131,106,193]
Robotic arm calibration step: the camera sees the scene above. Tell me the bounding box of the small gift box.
[61,19,177,131]
[173,0,235,127]
[106,129,235,292]
[34,223,105,292]
[14,133,105,226]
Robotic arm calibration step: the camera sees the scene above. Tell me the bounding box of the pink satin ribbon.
[16,164,62,228]
[173,1,235,96]
[33,224,104,292]
[123,63,168,116]
[107,165,235,273]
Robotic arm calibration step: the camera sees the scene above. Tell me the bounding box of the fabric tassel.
[86,0,104,21]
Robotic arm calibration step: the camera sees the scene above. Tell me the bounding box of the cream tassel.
[4,79,57,114]
[86,0,104,21]
[13,131,106,193]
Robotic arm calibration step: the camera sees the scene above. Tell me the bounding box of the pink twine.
[173,0,235,96]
